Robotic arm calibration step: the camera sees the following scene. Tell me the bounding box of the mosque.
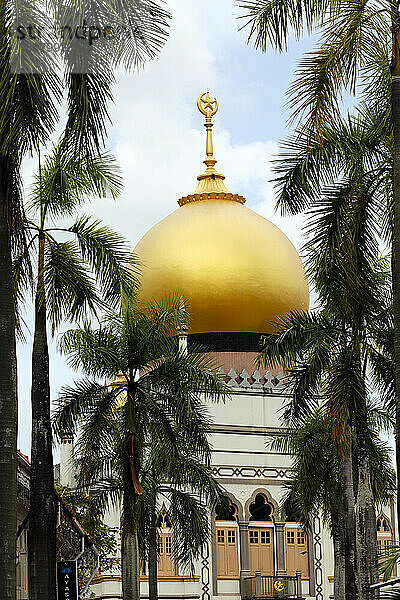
[59,93,396,600]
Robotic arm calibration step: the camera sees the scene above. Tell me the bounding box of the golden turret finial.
[194,91,230,194]
[177,92,246,206]
[197,91,218,166]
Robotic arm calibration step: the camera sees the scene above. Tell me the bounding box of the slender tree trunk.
[392,8,400,546]
[331,507,346,600]
[148,494,159,600]
[355,412,377,600]
[341,438,358,600]
[396,395,400,542]
[0,168,17,599]
[28,232,57,600]
[122,494,141,600]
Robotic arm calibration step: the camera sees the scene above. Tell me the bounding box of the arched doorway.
[377,514,393,557]
[215,497,239,578]
[248,494,274,576]
[156,511,175,576]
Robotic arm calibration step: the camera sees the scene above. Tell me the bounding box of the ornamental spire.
[177,92,246,206]
[194,91,230,194]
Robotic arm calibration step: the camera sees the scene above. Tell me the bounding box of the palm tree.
[274,409,346,600]
[259,104,400,551]
[228,96,397,598]
[19,144,137,599]
[271,408,395,600]
[137,436,225,600]
[238,5,400,585]
[368,301,400,540]
[257,165,389,598]
[52,296,228,600]
[0,2,61,593]
[0,0,170,595]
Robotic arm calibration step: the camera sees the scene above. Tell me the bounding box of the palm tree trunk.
[331,506,346,600]
[355,412,377,600]
[28,232,57,600]
[0,169,17,600]
[122,494,141,600]
[341,439,358,600]
[396,395,400,542]
[148,495,159,600]
[392,0,400,553]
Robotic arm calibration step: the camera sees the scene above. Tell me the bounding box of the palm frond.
[70,216,139,305]
[238,0,330,52]
[52,378,114,440]
[109,0,171,71]
[59,323,122,378]
[0,0,61,157]
[274,109,389,215]
[43,238,99,330]
[52,0,170,155]
[30,146,123,217]
[288,3,384,132]
[168,489,209,570]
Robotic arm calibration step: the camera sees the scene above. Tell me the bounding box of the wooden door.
[216,526,239,577]
[249,528,274,575]
[285,528,309,577]
[158,531,175,575]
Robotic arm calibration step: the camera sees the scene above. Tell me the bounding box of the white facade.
[60,366,397,600]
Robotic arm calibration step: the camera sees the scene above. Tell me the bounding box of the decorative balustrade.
[217,367,289,392]
[241,573,302,599]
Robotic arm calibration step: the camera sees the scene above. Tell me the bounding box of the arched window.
[377,516,392,534]
[377,514,392,557]
[249,494,274,522]
[215,497,238,522]
[215,497,239,578]
[157,512,173,529]
[248,494,274,576]
[157,511,175,576]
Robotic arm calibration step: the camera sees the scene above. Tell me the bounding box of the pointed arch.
[156,507,175,576]
[377,513,393,559]
[377,513,392,534]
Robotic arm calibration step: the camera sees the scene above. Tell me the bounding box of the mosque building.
[59,92,396,600]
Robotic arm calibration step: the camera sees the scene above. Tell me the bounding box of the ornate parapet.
[217,367,288,392]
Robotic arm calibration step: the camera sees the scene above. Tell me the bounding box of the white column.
[60,432,76,487]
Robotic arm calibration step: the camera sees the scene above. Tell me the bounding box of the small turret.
[60,428,76,488]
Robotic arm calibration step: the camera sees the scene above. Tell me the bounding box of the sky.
[17,0,317,457]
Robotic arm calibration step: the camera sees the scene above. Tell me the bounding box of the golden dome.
[134,93,309,335]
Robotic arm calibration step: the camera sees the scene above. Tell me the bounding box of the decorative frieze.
[211,466,292,479]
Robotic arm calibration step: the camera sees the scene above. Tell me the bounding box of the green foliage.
[240,0,391,135]
[53,295,229,573]
[270,406,394,535]
[269,408,344,530]
[29,148,123,217]
[55,481,120,577]
[240,0,399,589]
[14,143,139,333]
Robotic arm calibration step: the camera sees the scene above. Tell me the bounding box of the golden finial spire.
[177,92,246,206]
[197,92,218,170]
[194,91,230,194]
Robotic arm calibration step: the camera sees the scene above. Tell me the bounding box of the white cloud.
[17,0,310,455]
[82,0,303,253]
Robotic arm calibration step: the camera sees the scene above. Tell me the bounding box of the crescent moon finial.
[197,91,218,170]
[197,91,218,118]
